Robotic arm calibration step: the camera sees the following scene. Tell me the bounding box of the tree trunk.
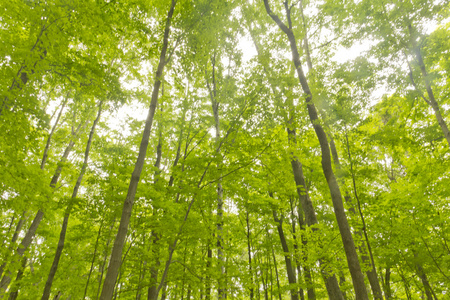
[42,102,103,300]
[382,268,392,300]
[270,237,283,300]
[206,54,226,299]
[339,132,384,300]
[288,198,306,300]
[416,260,437,300]
[0,213,26,278]
[96,219,116,300]
[0,117,88,296]
[246,208,254,300]
[263,2,369,299]
[99,2,176,299]
[205,247,212,300]
[288,130,343,300]
[408,24,450,148]
[272,210,299,300]
[41,95,69,169]
[83,223,103,300]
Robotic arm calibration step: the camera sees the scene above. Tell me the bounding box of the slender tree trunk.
[408,24,450,148]
[205,246,212,300]
[7,257,26,300]
[148,117,163,300]
[288,198,306,300]
[84,223,103,300]
[41,95,69,169]
[342,132,384,300]
[0,118,88,296]
[96,220,116,300]
[0,213,26,278]
[246,208,254,300]
[42,102,103,300]
[288,129,343,300]
[99,2,176,299]
[206,55,226,299]
[263,2,369,299]
[248,16,342,299]
[270,238,282,300]
[382,267,392,300]
[272,210,299,300]
[416,260,437,300]
[147,231,160,300]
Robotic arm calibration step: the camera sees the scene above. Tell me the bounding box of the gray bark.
[99,2,176,299]
[263,1,369,299]
[408,24,450,148]
[0,118,88,296]
[42,102,103,300]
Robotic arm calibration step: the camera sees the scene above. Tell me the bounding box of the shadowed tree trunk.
[407,24,450,148]
[42,102,103,300]
[263,1,369,299]
[272,209,299,300]
[0,116,89,296]
[83,222,103,300]
[205,54,226,299]
[99,2,176,299]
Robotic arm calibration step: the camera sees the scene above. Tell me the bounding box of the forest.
[1,0,449,299]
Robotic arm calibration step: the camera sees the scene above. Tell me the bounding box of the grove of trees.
[1,0,449,299]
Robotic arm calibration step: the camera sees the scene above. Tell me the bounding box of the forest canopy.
[1,0,449,299]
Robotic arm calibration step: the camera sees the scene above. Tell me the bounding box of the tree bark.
[97,219,116,300]
[263,2,369,299]
[245,208,254,300]
[206,55,226,300]
[272,210,299,300]
[0,117,88,296]
[41,102,103,300]
[99,2,176,299]
[270,233,283,300]
[83,223,103,300]
[408,24,450,148]
[342,132,384,300]
[288,131,344,300]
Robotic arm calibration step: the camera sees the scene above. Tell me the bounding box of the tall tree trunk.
[382,267,392,300]
[263,2,369,299]
[270,236,283,300]
[206,54,226,299]
[248,16,343,299]
[246,208,254,300]
[408,24,450,148]
[99,2,176,299]
[147,112,163,300]
[0,213,26,278]
[415,257,437,300]
[272,210,299,300]
[83,223,103,300]
[342,132,384,300]
[205,247,212,300]
[42,102,103,300]
[97,219,116,300]
[0,117,88,296]
[288,129,343,300]
[95,217,116,299]
[288,198,306,300]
